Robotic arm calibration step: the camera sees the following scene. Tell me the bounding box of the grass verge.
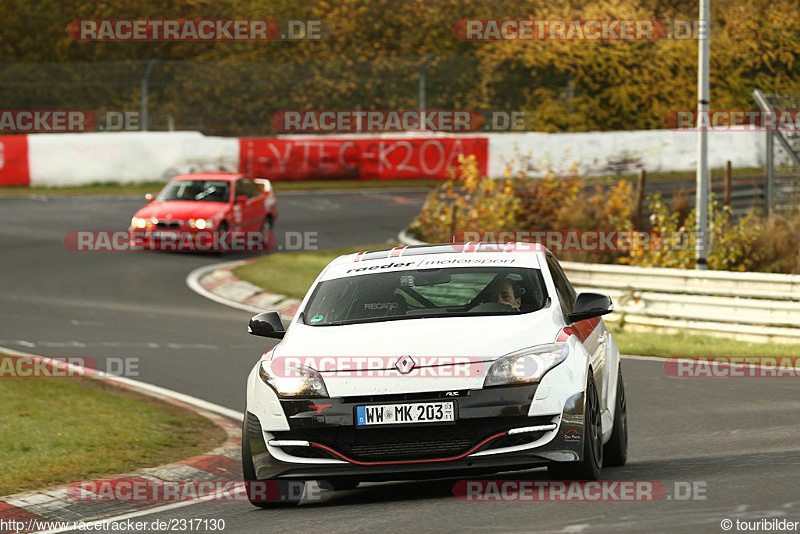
[234,247,797,359]
[608,325,800,359]
[233,245,383,300]
[0,182,168,197]
[0,355,226,496]
[0,179,439,197]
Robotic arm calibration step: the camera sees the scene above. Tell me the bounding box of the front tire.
[548,372,603,481]
[603,368,628,467]
[241,417,301,508]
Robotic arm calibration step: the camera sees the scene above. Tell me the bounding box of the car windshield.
[303,267,548,326]
[156,180,230,202]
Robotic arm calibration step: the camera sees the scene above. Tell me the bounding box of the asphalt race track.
[1,190,798,533]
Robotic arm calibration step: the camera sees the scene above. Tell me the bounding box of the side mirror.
[236,195,248,204]
[248,311,286,339]
[567,292,613,323]
[145,193,154,203]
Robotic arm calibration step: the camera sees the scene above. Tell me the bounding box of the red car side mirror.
[235,195,248,204]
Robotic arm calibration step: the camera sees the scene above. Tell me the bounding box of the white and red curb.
[0,347,243,533]
[186,260,300,319]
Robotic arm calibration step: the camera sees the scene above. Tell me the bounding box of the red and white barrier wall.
[0,129,769,187]
[239,136,488,181]
[488,129,771,178]
[0,136,30,186]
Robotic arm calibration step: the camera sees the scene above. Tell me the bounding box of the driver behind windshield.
[485,278,523,311]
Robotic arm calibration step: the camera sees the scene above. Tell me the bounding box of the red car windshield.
[156,180,230,202]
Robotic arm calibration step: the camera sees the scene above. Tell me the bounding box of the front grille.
[155,220,181,228]
[349,437,475,459]
[271,415,553,462]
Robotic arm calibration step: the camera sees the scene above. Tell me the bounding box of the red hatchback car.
[129,173,278,252]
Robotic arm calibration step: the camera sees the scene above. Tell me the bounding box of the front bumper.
[246,386,585,481]
[129,229,270,252]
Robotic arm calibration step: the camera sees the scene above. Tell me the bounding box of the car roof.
[171,173,244,182]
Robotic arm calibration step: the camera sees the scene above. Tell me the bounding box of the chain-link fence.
[0,57,533,136]
[752,90,800,215]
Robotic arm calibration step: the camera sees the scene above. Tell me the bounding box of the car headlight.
[131,217,148,229]
[188,218,211,230]
[258,360,329,398]
[483,343,569,388]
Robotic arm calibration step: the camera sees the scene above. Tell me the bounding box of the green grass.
[234,248,796,359]
[0,179,438,197]
[609,324,800,359]
[274,179,439,191]
[0,181,168,197]
[0,356,226,496]
[233,245,384,299]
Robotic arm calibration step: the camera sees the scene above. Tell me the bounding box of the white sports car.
[242,242,628,506]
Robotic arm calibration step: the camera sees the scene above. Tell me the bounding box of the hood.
[268,306,564,397]
[133,200,227,221]
[275,306,562,367]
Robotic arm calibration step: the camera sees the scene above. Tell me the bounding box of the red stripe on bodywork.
[556,316,600,343]
[556,327,575,342]
[389,246,405,257]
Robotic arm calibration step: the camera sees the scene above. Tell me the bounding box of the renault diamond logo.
[395,355,416,374]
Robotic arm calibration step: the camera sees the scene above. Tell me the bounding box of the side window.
[546,255,577,317]
[241,178,262,198]
[234,180,247,199]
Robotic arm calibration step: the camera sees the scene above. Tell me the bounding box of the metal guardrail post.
[765,131,775,216]
[418,55,434,131]
[635,169,646,228]
[724,160,732,207]
[695,0,710,270]
[139,59,156,132]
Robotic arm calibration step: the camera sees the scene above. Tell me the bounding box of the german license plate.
[356,401,455,426]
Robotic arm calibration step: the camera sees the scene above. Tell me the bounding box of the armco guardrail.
[399,230,800,343]
[560,261,800,343]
